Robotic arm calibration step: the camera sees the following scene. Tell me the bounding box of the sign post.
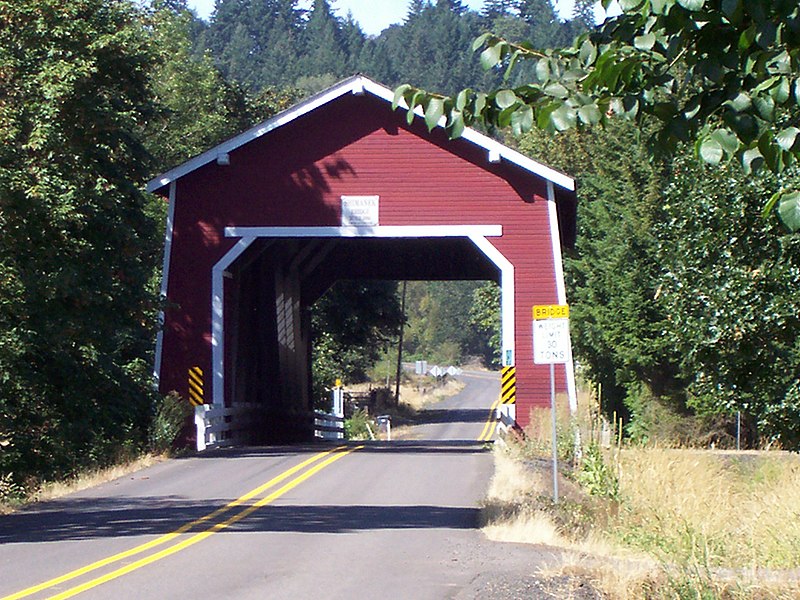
[533,304,570,503]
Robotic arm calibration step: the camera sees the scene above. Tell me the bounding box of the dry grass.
[398,376,464,412]
[615,447,800,569]
[482,448,560,544]
[346,375,465,413]
[482,437,800,599]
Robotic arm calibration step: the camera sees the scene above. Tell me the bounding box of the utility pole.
[394,281,407,408]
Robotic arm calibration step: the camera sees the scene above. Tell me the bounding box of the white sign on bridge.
[532,304,570,365]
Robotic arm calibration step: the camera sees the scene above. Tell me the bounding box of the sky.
[185,0,588,37]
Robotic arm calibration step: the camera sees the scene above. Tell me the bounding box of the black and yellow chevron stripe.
[501,366,516,404]
[188,366,204,406]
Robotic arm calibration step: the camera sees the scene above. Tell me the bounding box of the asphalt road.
[0,371,561,600]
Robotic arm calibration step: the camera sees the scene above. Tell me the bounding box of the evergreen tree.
[405,0,428,22]
[340,14,366,74]
[518,0,570,48]
[388,0,493,94]
[147,5,302,170]
[481,0,520,20]
[298,0,347,79]
[208,0,303,89]
[571,0,595,30]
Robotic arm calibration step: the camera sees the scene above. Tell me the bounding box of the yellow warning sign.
[501,366,516,404]
[188,366,204,406]
[532,304,569,320]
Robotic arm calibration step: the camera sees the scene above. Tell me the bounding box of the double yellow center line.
[3,445,361,600]
[477,398,500,442]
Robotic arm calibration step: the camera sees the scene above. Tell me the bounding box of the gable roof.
[146,75,575,194]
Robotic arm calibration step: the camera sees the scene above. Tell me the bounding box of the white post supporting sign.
[533,304,570,504]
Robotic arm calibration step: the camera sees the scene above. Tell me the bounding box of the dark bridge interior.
[225,236,499,443]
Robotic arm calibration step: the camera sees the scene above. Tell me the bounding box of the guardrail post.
[195,404,209,452]
[332,385,344,419]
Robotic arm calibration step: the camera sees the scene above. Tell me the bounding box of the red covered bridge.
[147,75,578,444]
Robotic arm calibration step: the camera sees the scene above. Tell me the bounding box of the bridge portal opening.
[221,233,504,443]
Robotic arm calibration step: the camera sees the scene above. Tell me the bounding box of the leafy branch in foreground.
[394,0,800,231]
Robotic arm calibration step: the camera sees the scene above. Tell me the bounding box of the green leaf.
[550,104,577,131]
[510,105,534,137]
[758,132,779,170]
[456,89,470,111]
[424,97,444,131]
[741,147,763,174]
[578,103,602,125]
[406,91,424,125]
[795,78,800,107]
[619,0,644,10]
[769,51,792,75]
[480,43,503,71]
[472,32,492,52]
[778,191,800,231]
[448,111,465,139]
[739,24,756,50]
[543,82,569,99]
[677,0,705,10]
[762,190,782,218]
[495,89,519,109]
[725,92,751,112]
[536,102,559,130]
[392,84,412,110]
[651,0,676,14]
[535,59,551,83]
[710,128,739,156]
[634,33,656,50]
[475,92,487,114]
[776,127,800,152]
[579,40,597,67]
[504,51,521,81]
[753,95,776,121]
[721,0,740,18]
[698,135,724,165]
[497,105,517,128]
[771,77,791,104]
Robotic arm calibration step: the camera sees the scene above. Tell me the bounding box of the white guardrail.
[312,411,345,440]
[194,403,259,452]
[194,404,346,451]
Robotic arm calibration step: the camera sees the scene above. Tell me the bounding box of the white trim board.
[153,181,177,384]
[225,225,502,239]
[547,181,578,415]
[147,75,575,194]
[212,237,256,405]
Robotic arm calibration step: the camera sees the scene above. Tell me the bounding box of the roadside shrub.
[148,392,191,453]
[0,472,24,506]
[344,409,374,441]
[577,444,619,500]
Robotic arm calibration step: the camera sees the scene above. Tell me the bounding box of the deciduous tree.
[0,0,162,483]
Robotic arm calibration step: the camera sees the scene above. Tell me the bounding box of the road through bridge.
[0,372,562,600]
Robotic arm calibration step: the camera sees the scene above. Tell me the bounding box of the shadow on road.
[190,439,489,460]
[0,499,480,544]
[414,407,490,426]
